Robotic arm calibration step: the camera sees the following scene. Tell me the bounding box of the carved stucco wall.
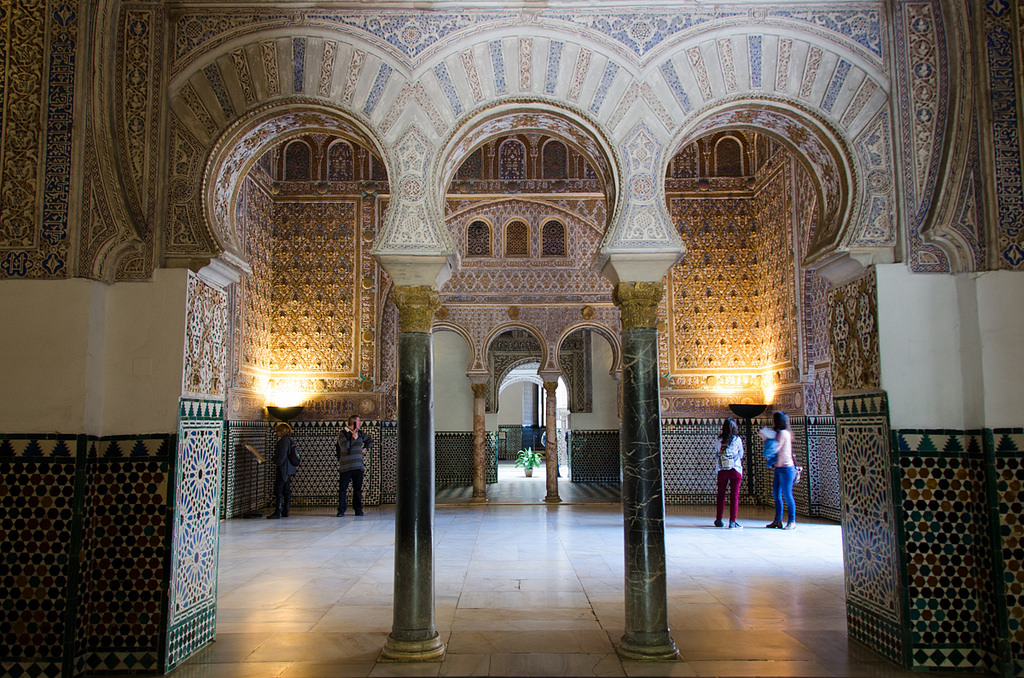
[161,6,903,270]
[226,149,389,420]
[660,151,813,416]
[829,267,881,393]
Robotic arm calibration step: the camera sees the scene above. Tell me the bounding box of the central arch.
[435,100,622,240]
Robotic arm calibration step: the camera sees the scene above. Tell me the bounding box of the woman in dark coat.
[267,421,299,519]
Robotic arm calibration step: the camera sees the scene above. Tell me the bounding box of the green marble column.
[382,286,445,661]
[614,282,678,660]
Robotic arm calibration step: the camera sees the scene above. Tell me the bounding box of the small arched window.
[284,140,311,181]
[467,220,491,256]
[505,220,529,257]
[715,137,743,177]
[498,140,526,180]
[327,140,353,181]
[541,141,568,179]
[541,220,566,256]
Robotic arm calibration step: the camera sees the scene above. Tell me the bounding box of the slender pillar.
[542,380,561,502]
[382,286,445,661]
[613,282,678,660]
[471,381,488,502]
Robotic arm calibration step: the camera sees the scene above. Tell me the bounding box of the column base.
[470,495,488,504]
[380,634,446,662]
[544,494,562,503]
[616,634,679,661]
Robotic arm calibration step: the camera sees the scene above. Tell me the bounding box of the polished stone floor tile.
[96,467,984,678]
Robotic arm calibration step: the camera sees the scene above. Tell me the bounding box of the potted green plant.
[514,447,544,477]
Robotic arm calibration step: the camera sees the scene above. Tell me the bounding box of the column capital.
[471,383,488,399]
[393,285,440,333]
[613,281,664,330]
[542,381,558,396]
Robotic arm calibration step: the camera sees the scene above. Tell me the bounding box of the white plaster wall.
[102,269,189,435]
[0,279,103,433]
[497,382,526,425]
[975,271,1024,428]
[0,270,188,435]
[567,334,620,430]
[877,264,965,428]
[433,330,473,431]
[878,265,1024,430]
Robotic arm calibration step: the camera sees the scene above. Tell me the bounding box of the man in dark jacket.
[267,421,299,519]
[336,415,371,516]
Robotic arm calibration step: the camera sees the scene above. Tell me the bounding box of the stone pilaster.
[382,286,445,661]
[613,282,678,660]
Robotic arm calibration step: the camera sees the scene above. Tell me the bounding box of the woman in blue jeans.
[760,411,797,530]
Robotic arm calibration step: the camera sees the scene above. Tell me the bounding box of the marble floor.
[168,467,972,678]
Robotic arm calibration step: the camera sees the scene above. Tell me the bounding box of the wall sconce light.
[267,405,305,422]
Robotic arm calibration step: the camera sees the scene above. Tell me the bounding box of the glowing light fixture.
[265,380,307,422]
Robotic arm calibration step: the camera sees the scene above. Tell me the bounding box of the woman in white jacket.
[714,418,744,529]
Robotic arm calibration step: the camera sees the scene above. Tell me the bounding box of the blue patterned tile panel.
[165,399,224,671]
[835,392,906,667]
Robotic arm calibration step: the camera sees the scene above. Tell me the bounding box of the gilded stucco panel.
[0,0,77,279]
[828,267,880,392]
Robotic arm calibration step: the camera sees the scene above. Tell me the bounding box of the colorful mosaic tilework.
[436,431,496,486]
[283,420,383,507]
[378,422,398,504]
[835,392,905,668]
[988,428,1024,675]
[807,416,841,521]
[165,399,223,671]
[663,419,731,504]
[567,430,620,484]
[895,429,1000,672]
[497,425,523,460]
[0,435,81,678]
[1,433,180,677]
[74,436,173,676]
